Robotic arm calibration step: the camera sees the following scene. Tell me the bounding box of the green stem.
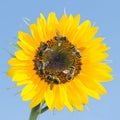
[40,106,48,114]
[29,104,48,120]
[29,104,40,120]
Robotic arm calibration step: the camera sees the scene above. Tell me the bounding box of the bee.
[67,66,75,80]
[54,36,67,42]
[71,46,81,58]
[47,75,60,84]
[54,29,67,46]
[39,43,48,56]
[35,61,45,75]
[54,36,67,46]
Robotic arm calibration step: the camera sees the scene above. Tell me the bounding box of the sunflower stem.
[40,106,49,114]
[29,103,48,120]
[29,104,40,120]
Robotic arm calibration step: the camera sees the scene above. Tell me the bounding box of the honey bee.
[54,36,67,46]
[67,66,75,80]
[47,75,60,84]
[54,36,67,42]
[39,43,48,56]
[71,46,81,58]
[36,61,45,75]
[54,29,67,46]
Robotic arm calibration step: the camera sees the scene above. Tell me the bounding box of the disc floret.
[33,32,82,89]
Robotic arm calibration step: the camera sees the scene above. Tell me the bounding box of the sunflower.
[7,12,113,112]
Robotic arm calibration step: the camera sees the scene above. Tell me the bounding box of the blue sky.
[0,0,119,120]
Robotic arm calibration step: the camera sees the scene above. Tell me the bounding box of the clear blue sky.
[0,0,119,120]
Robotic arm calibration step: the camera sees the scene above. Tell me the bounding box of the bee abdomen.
[47,75,60,84]
[41,43,47,50]
[39,43,48,56]
[36,61,45,75]
[67,66,75,80]
[76,52,81,58]
[71,46,81,58]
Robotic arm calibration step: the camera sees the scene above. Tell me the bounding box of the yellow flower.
[7,12,113,112]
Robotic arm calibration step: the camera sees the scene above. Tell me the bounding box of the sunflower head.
[7,12,113,112]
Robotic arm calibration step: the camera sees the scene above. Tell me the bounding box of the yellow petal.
[8,58,33,67]
[37,13,48,41]
[16,80,31,86]
[29,24,42,45]
[12,73,30,81]
[54,85,64,111]
[18,31,37,49]
[21,83,36,101]
[59,85,73,112]
[72,20,91,47]
[72,79,89,104]
[44,87,54,111]
[79,74,107,94]
[47,12,58,39]
[15,50,32,60]
[85,26,98,41]
[30,81,48,108]
[64,83,84,111]
[62,14,74,35]
[17,41,35,56]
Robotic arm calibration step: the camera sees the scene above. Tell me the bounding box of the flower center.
[33,33,82,89]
